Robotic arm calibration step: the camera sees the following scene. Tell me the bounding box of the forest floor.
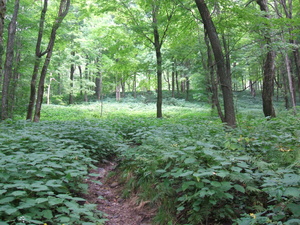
[83,160,157,225]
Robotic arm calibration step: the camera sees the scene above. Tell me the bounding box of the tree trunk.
[284,53,296,114]
[185,76,189,101]
[69,52,75,105]
[204,30,224,121]
[171,62,175,97]
[116,85,121,101]
[152,5,163,118]
[27,0,48,120]
[133,73,137,98]
[8,48,21,118]
[257,0,276,118]
[195,0,236,128]
[95,70,102,101]
[0,0,6,72]
[78,65,83,96]
[1,0,19,120]
[33,0,70,122]
[84,57,89,102]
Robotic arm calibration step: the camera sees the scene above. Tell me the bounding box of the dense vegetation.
[0,1,300,223]
[0,96,299,224]
[1,0,300,126]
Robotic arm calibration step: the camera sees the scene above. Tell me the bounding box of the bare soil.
[83,160,156,225]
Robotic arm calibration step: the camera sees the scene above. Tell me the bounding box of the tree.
[256,0,276,118]
[0,0,6,70]
[1,0,20,120]
[33,0,70,122]
[194,0,236,128]
[110,0,177,118]
[26,0,48,120]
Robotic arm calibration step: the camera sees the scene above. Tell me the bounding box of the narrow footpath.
[83,161,156,225]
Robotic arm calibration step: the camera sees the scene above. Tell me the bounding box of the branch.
[120,1,154,45]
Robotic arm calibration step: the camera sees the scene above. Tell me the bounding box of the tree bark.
[27,0,48,120]
[33,0,70,122]
[256,0,276,118]
[195,0,236,128]
[1,0,19,120]
[204,30,224,121]
[152,5,163,118]
[69,54,75,105]
[0,0,6,71]
[171,62,175,97]
[284,53,296,114]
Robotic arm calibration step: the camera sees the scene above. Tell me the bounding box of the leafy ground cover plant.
[1,98,299,224]
[117,115,300,224]
[0,120,124,224]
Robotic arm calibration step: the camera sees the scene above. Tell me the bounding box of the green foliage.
[1,101,299,224]
[0,120,124,224]
[116,113,300,224]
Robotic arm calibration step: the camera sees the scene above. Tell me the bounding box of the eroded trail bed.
[83,161,156,225]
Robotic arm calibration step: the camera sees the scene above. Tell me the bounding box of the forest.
[0,0,299,224]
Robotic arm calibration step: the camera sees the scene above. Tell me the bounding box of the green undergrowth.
[117,113,300,225]
[0,120,123,225]
[1,100,299,224]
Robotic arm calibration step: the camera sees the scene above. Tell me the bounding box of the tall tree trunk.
[95,71,102,101]
[121,79,125,98]
[164,70,171,91]
[69,52,75,105]
[78,65,83,96]
[84,57,89,102]
[257,0,276,118]
[0,0,6,72]
[284,53,296,114]
[195,0,236,128]
[116,84,121,101]
[171,62,175,97]
[176,71,179,95]
[185,76,189,101]
[27,0,48,120]
[33,0,70,122]
[1,0,19,120]
[133,73,137,98]
[205,30,224,121]
[8,48,21,118]
[152,5,163,118]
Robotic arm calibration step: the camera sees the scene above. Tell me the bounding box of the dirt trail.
[83,161,156,225]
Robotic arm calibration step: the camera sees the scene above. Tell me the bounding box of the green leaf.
[42,210,53,219]
[57,216,71,223]
[287,203,300,217]
[285,219,300,225]
[184,157,196,164]
[10,190,27,197]
[0,197,15,204]
[0,190,7,195]
[211,181,221,187]
[233,184,245,193]
[182,181,196,191]
[177,206,185,211]
[5,207,18,215]
[284,187,300,198]
[48,197,64,206]
[219,182,232,191]
[0,222,9,225]
[35,198,48,204]
[17,198,36,209]
[45,179,62,187]
[179,171,193,177]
